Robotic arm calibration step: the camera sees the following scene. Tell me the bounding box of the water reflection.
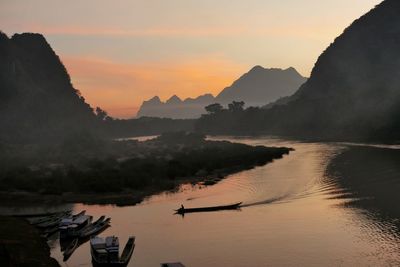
[327,145,400,241]
[3,137,400,266]
[49,139,400,266]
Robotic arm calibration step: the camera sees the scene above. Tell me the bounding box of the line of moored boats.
[25,210,135,265]
[24,210,186,266]
[21,202,242,266]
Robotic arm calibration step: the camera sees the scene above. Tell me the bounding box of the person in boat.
[181,205,184,211]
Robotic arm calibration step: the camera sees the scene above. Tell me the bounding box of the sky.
[0,0,382,118]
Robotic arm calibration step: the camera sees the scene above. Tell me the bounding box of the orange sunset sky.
[0,0,381,118]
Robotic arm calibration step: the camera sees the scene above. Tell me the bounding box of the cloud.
[5,22,342,40]
[11,23,248,38]
[63,56,246,118]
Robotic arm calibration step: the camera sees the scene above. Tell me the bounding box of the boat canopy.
[73,215,91,225]
[60,218,73,226]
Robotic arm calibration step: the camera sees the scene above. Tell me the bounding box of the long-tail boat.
[90,235,135,266]
[175,202,242,214]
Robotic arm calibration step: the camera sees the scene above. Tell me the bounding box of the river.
[5,136,400,266]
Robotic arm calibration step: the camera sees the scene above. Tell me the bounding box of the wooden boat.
[28,211,70,225]
[71,210,86,219]
[37,216,64,228]
[40,211,88,237]
[161,263,186,267]
[93,216,106,225]
[80,218,111,239]
[15,210,71,218]
[120,237,135,264]
[78,215,105,232]
[90,236,135,266]
[59,211,88,231]
[175,202,242,214]
[42,225,60,238]
[60,215,92,238]
[63,238,79,261]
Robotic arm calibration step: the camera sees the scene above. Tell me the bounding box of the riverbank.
[0,156,289,207]
[0,216,60,267]
[0,132,292,206]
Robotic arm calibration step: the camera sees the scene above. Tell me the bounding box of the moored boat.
[80,218,111,239]
[175,202,242,214]
[36,217,62,228]
[42,224,60,237]
[63,238,79,261]
[90,235,135,266]
[60,214,92,238]
[28,211,70,225]
[161,263,186,267]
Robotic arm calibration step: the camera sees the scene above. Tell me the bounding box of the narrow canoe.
[80,218,111,238]
[63,238,79,261]
[120,236,136,264]
[28,211,69,225]
[175,202,242,214]
[161,263,186,267]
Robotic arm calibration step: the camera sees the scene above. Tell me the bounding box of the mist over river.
[3,136,400,267]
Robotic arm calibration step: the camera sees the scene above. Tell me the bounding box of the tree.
[95,107,109,121]
[205,103,223,114]
[228,101,245,112]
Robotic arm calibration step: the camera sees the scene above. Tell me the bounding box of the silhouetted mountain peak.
[12,32,47,42]
[11,33,54,55]
[261,0,400,141]
[249,65,265,73]
[0,31,8,41]
[166,95,182,104]
[285,67,299,74]
[0,32,96,142]
[215,66,306,106]
[146,96,161,104]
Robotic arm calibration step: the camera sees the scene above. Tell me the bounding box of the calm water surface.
[6,137,400,266]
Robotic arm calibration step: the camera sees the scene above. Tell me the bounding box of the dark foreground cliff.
[0,216,60,267]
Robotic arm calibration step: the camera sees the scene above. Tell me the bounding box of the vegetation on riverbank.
[0,216,60,267]
[0,132,291,205]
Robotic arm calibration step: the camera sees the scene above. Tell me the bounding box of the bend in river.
[3,136,400,266]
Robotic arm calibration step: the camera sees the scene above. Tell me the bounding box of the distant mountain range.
[137,66,306,119]
[0,32,97,142]
[137,94,215,119]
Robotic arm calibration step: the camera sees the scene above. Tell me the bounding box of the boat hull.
[175,202,242,214]
[91,236,135,267]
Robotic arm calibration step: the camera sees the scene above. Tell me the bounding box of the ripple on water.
[7,137,400,267]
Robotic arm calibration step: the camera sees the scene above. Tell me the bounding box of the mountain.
[0,32,97,143]
[196,0,400,142]
[137,66,306,119]
[215,66,306,106]
[265,0,400,141]
[137,94,215,119]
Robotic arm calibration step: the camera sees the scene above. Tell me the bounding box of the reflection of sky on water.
[3,137,400,266]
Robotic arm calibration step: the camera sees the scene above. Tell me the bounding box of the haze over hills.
[137,94,214,119]
[196,0,400,142]
[136,66,306,119]
[0,32,97,142]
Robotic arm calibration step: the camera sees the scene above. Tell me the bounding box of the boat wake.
[240,193,292,208]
